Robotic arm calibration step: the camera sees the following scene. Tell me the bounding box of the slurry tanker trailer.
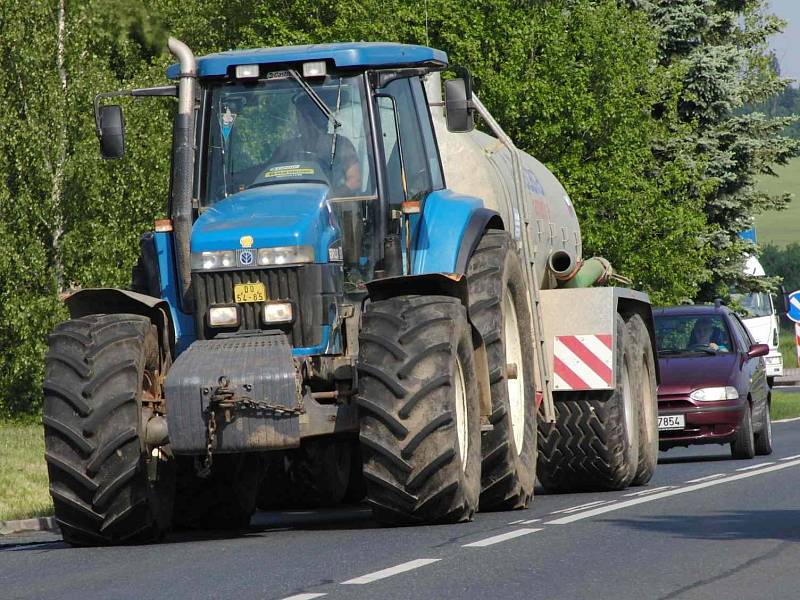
[42,39,659,545]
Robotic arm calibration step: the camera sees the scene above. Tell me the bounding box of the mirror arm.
[93,86,178,137]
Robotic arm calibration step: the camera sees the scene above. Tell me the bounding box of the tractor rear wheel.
[43,314,174,546]
[466,231,536,510]
[537,315,639,492]
[358,295,481,524]
[173,453,262,530]
[626,314,658,486]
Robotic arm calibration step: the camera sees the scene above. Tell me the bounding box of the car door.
[730,312,769,409]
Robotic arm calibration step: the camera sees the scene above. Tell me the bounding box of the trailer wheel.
[537,314,639,492]
[173,453,261,530]
[43,314,174,546]
[466,231,536,510]
[626,314,658,486]
[358,295,481,524]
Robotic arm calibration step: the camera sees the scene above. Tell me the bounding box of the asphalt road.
[3,421,800,600]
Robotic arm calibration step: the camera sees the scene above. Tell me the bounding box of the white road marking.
[508,519,526,524]
[341,558,441,585]
[780,454,800,461]
[624,486,673,497]
[463,528,542,547]
[547,458,800,525]
[736,462,774,471]
[773,416,800,423]
[520,518,541,524]
[279,594,327,600]
[685,473,725,483]
[549,500,607,514]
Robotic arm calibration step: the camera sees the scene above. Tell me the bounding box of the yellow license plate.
[233,282,267,303]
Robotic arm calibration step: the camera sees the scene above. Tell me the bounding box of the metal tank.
[425,73,582,289]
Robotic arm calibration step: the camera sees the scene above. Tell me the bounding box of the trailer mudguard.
[539,287,659,392]
[410,189,502,275]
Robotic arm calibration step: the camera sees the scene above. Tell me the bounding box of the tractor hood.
[190,183,339,261]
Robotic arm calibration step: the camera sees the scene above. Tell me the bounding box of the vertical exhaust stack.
[168,37,197,312]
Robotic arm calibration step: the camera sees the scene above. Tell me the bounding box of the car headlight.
[191,250,236,270]
[257,246,314,266]
[689,386,739,401]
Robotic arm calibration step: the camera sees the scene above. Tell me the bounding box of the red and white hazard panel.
[553,334,613,391]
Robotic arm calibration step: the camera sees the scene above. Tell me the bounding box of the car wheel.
[754,399,773,456]
[730,402,755,460]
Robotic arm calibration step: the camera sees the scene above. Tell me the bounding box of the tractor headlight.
[689,386,739,402]
[257,246,314,266]
[262,301,293,324]
[191,250,236,270]
[208,305,240,328]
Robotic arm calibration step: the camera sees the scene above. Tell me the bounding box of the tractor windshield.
[200,73,376,206]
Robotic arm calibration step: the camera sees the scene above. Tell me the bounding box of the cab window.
[377,78,435,204]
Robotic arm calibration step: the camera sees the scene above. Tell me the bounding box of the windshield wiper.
[287,69,341,129]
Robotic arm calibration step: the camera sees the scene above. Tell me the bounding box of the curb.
[0,516,59,536]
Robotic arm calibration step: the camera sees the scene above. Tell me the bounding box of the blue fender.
[411,190,503,275]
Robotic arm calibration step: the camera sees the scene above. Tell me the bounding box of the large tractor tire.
[357,295,481,525]
[626,314,659,486]
[43,314,174,546]
[466,231,537,511]
[173,453,262,530]
[537,315,640,492]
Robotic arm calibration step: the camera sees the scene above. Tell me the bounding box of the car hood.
[658,354,738,394]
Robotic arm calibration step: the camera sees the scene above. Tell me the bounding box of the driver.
[266,96,362,196]
[689,318,730,352]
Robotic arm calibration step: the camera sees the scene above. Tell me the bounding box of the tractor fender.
[65,288,175,357]
[365,273,492,417]
[411,190,503,276]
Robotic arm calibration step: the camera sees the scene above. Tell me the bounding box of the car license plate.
[658,415,685,431]
[233,282,267,303]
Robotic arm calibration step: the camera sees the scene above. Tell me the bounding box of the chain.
[196,376,305,478]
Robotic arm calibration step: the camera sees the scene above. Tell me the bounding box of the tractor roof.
[166,42,448,79]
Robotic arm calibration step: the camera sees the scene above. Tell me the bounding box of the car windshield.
[730,292,773,318]
[655,314,733,355]
[200,73,376,206]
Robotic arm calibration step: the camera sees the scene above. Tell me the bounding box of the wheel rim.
[503,290,525,454]
[621,361,635,451]
[454,357,469,472]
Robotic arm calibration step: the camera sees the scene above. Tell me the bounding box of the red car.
[654,304,772,459]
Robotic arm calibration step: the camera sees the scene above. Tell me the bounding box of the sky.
[768,0,800,81]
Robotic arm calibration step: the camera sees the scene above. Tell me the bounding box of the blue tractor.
[43,38,659,545]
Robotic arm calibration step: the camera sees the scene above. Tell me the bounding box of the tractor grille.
[192,267,318,347]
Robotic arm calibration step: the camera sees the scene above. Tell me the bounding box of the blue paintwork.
[292,325,343,357]
[154,232,196,355]
[167,43,448,79]
[192,184,339,261]
[411,189,485,274]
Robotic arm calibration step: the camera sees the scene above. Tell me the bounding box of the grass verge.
[772,392,800,421]
[0,421,53,522]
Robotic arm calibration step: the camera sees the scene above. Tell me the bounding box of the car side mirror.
[747,343,770,359]
[97,105,126,159]
[444,76,475,133]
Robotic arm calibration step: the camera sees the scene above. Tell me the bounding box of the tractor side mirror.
[97,105,126,159]
[444,76,475,133]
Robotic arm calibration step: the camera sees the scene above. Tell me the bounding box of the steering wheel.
[689,343,717,353]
